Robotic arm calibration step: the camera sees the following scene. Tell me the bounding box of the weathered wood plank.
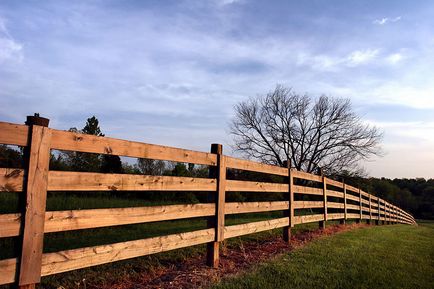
[41,228,215,277]
[345,193,359,202]
[293,214,324,224]
[48,171,216,191]
[292,185,323,196]
[293,201,323,209]
[0,168,24,192]
[327,213,345,220]
[50,128,217,166]
[292,170,322,182]
[226,201,289,214]
[226,180,288,192]
[327,202,345,209]
[327,189,344,198]
[0,122,29,146]
[225,156,287,176]
[325,178,344,189]
[19,126,52,286]
[224,218,289,239]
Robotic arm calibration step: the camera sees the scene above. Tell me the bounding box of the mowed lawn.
[213,221,434,289]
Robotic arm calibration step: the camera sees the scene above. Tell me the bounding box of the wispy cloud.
[346,49,379,66]
[386,53,403,64]
[0,17,23,63]
[373,16,401,25]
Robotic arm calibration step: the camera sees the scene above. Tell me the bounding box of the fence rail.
[0,117,416,288]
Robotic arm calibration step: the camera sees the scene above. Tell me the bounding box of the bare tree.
[230,85,383,174]
[137,158,166,175]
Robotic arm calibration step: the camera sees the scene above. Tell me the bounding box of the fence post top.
[25,113,49,127]
[210,143,223,154]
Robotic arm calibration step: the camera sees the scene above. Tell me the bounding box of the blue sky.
[0,0,433,178]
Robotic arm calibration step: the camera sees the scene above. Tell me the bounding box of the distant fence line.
[0,115,416,288]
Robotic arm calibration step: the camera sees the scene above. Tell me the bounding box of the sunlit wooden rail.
[0,117,417,288]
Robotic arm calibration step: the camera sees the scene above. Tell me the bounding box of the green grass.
[212,222,434,289]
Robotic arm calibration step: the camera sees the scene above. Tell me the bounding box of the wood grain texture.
[292,185,323,196]
[0,122,29,146]
[0,168,24,192]
[224,218,289,239]
[48,171,216,191]
[325,178,344,189]
[19,126,52,286]
[225,156,287,176]
[226,180,287,192]
[293,214,324,224]
[50,128,217,166]
[226,201,289,214]
[327,189,344,198]
[292,170,322,182]
[293,201,324,209]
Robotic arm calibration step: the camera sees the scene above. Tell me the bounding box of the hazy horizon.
[0,0,433,179]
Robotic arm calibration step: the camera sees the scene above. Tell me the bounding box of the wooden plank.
[346,204,360,211]
[0,122,29,146]
[361,198,370,205]
[225,156,287,176]
[224,217,289,239]
[293,201,323,209]
[0,168,24,192]
[325,178,344,189]
[345,193,359,202]
[293,214,324,224]
[226,180,287,192]
[292,185,323,196]
[19,125,52,286]
[327,202,345,209]
[0,257,17,285]
[1,204,215,238]
[345,184,359,194]
[360,190,370,198]
[50,128,217,166]
[48,171,216,191]
[292,170,322,182]
[328,213,345,220]
[226,201,289,214]
[327,189,344,198]
[41,228,214,277]
[346,213,360,219]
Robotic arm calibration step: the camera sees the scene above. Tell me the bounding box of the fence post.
[368,194,372,225]
[283,160,293,242]
[340,179,346,225]
[319,169,327,229]
[18,114,51,289]
[376,198,380,225]
[206,144,226,268]
[357,187,362,224]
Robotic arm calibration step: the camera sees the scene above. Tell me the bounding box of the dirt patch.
[90,223,366,289]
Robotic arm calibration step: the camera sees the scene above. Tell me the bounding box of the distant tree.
[0,145,23,168]
[137,159,166,175]
[101,155,123,173]
[230,85,383,174]
[63,116,104,172]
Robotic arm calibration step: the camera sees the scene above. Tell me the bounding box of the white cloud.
[373,16,401,25]
[0,17,23,63]
[370,83,434,109]
[346,49,379,66]
[386,53,403,64]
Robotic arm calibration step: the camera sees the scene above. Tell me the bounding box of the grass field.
[212,221,434,289]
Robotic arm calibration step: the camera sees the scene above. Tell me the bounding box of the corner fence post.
[283,160,294,242]
[319,169,327,229]
[18,114,51,289]
[206,143,226,268]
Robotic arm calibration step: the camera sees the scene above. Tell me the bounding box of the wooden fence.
[0,116,416,288]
